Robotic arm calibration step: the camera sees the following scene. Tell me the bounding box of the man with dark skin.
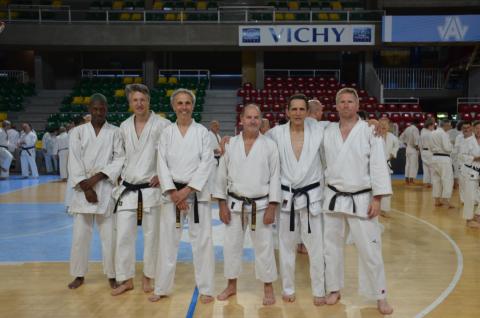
[67,94,124,289]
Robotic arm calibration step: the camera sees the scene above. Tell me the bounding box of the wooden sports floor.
[0,177,478,318]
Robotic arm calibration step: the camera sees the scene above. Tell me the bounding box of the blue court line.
[0,175,60,195]
[186,286,199,318]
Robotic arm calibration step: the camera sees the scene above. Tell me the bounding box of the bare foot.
[313,296,326,306]
[282,293,295,302]
[377,299,394,315]
[68,277,84,289]
[200,295,214,304]
[217,284,237,301]
[142,275,153,293]
[148,294,166,302]
[263,283,275,306]
[111,279,134,296]
[380,211,390,218]
[325,291,341,305]
[297,243,308,255]
[108,278,118,289]
[474,215,480,222]
[467,220,480,228]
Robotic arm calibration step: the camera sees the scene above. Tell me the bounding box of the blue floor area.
[0,194,254,263]
[0,175,61,195]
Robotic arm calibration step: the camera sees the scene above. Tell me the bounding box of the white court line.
[0,177,60,196]
[0,224,72,240]
[391,208,463,318]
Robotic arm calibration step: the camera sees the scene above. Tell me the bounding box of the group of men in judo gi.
[66,83,393,315]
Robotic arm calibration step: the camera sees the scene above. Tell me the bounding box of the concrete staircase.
[201,89,238,136]
[8,89,71,131]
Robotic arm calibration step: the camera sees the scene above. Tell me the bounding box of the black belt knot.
[228,192,268,231]
[174,182,199,228]
[281,182,320,234]
[327,184,372,214]
[113,181,150,226]
[21,146,35,156]
[433,153,450,157]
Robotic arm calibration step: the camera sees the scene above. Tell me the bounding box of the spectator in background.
[260,118,270,134]
[57,126,69,181]
[42,127,58,174]
[18,122,39,179]
[399,120,420,184]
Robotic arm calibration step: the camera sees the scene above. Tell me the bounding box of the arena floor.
[0,177,478,318]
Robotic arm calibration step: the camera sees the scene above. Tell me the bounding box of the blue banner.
[383,15,480,43]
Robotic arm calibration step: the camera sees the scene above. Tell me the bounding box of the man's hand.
[219,136,231,156]
[367,119,380,136]
[79,173,106,192]
[84,188,98,204]
[263,203,277,225]
[149,175,160,188]
[176,199,189,211]
[170,187,193,205]
[218,200,231,225]
[367,196,381,219]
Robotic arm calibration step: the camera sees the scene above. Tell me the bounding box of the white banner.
[239,24,375,46]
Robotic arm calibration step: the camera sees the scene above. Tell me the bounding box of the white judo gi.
[213,132,280,285]
[420,128,434,185]
[19,131,39,178]
[155,121,215,296]
[0,127,12,179]
[460,135,480,220]
[112,112,170,282]
[322,120,392,299]
[57,131,69,179]
[399,125,419,179]
[68,122,125,279]
[207,130,221,193]
[42,132,58,173]
[266,121,325,297]
[453,133,467,202]
[430,128,454,200]
[381,132,399,212]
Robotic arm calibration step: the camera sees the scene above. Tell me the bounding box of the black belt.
[214,155,220,166]
[327,184,372,214]
[58,147,68,152]
[0,145,8,150]
[113,181,150,226]
[433,153,450,157]
[422,148,429,151]
[387,160,392,170]
[281,182,320,234]
[228,192,269,231]
[21,146,35,156]
[174,182,199,228]
[464,164,480,172]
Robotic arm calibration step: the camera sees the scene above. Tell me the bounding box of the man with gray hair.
[306,99,329,129]
[430,119,454,208]
[111,83,170,296]
[151,88,215,303]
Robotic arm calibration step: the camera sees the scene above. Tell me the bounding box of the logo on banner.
[437,16,468,41]
[353,27,372,42]
[242,28,261,43]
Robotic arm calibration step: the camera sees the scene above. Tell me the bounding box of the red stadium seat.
[462,113,473,120]
[276,112,287,121]
[379,113,390,119]
[272,103,283,112]
[236,104,244,113]
[399,104,410,112]
[386,104,398,112]
[237,89,245,97]
[243,96,252,103]
[413,112,424,121]
[243,82,253,89]
[475,113,480,120]
[260,104,270,112]
[364,104,375,112]
[327,112,339,122]
[411,104,421,112]
[401,113,412,122]
[472,104,480,112]
[459,104,471,113]
[377,104,386,112]
[264,112,274,121]
[390,113,401,122]
[368,113,377,120]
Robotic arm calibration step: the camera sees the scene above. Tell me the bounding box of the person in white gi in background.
[420,119,435,188]
[57,126,69,181]
[399,120,420,184]
[42,128,58,174]
[430,119,455,208]
[207,120,222,193]
[461,120,480,228]
[378,118,399,216]
[18,123,39,178]
[0,121,13,180]
[322,88,393,315]
[151,88,215,303]
[67,94,125,290]
[448,121,461,146]
[266,94,326,305]
[111,84,170,296]
[306,99,330,129]
[213,103,280,306]
[453,122,472,202]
